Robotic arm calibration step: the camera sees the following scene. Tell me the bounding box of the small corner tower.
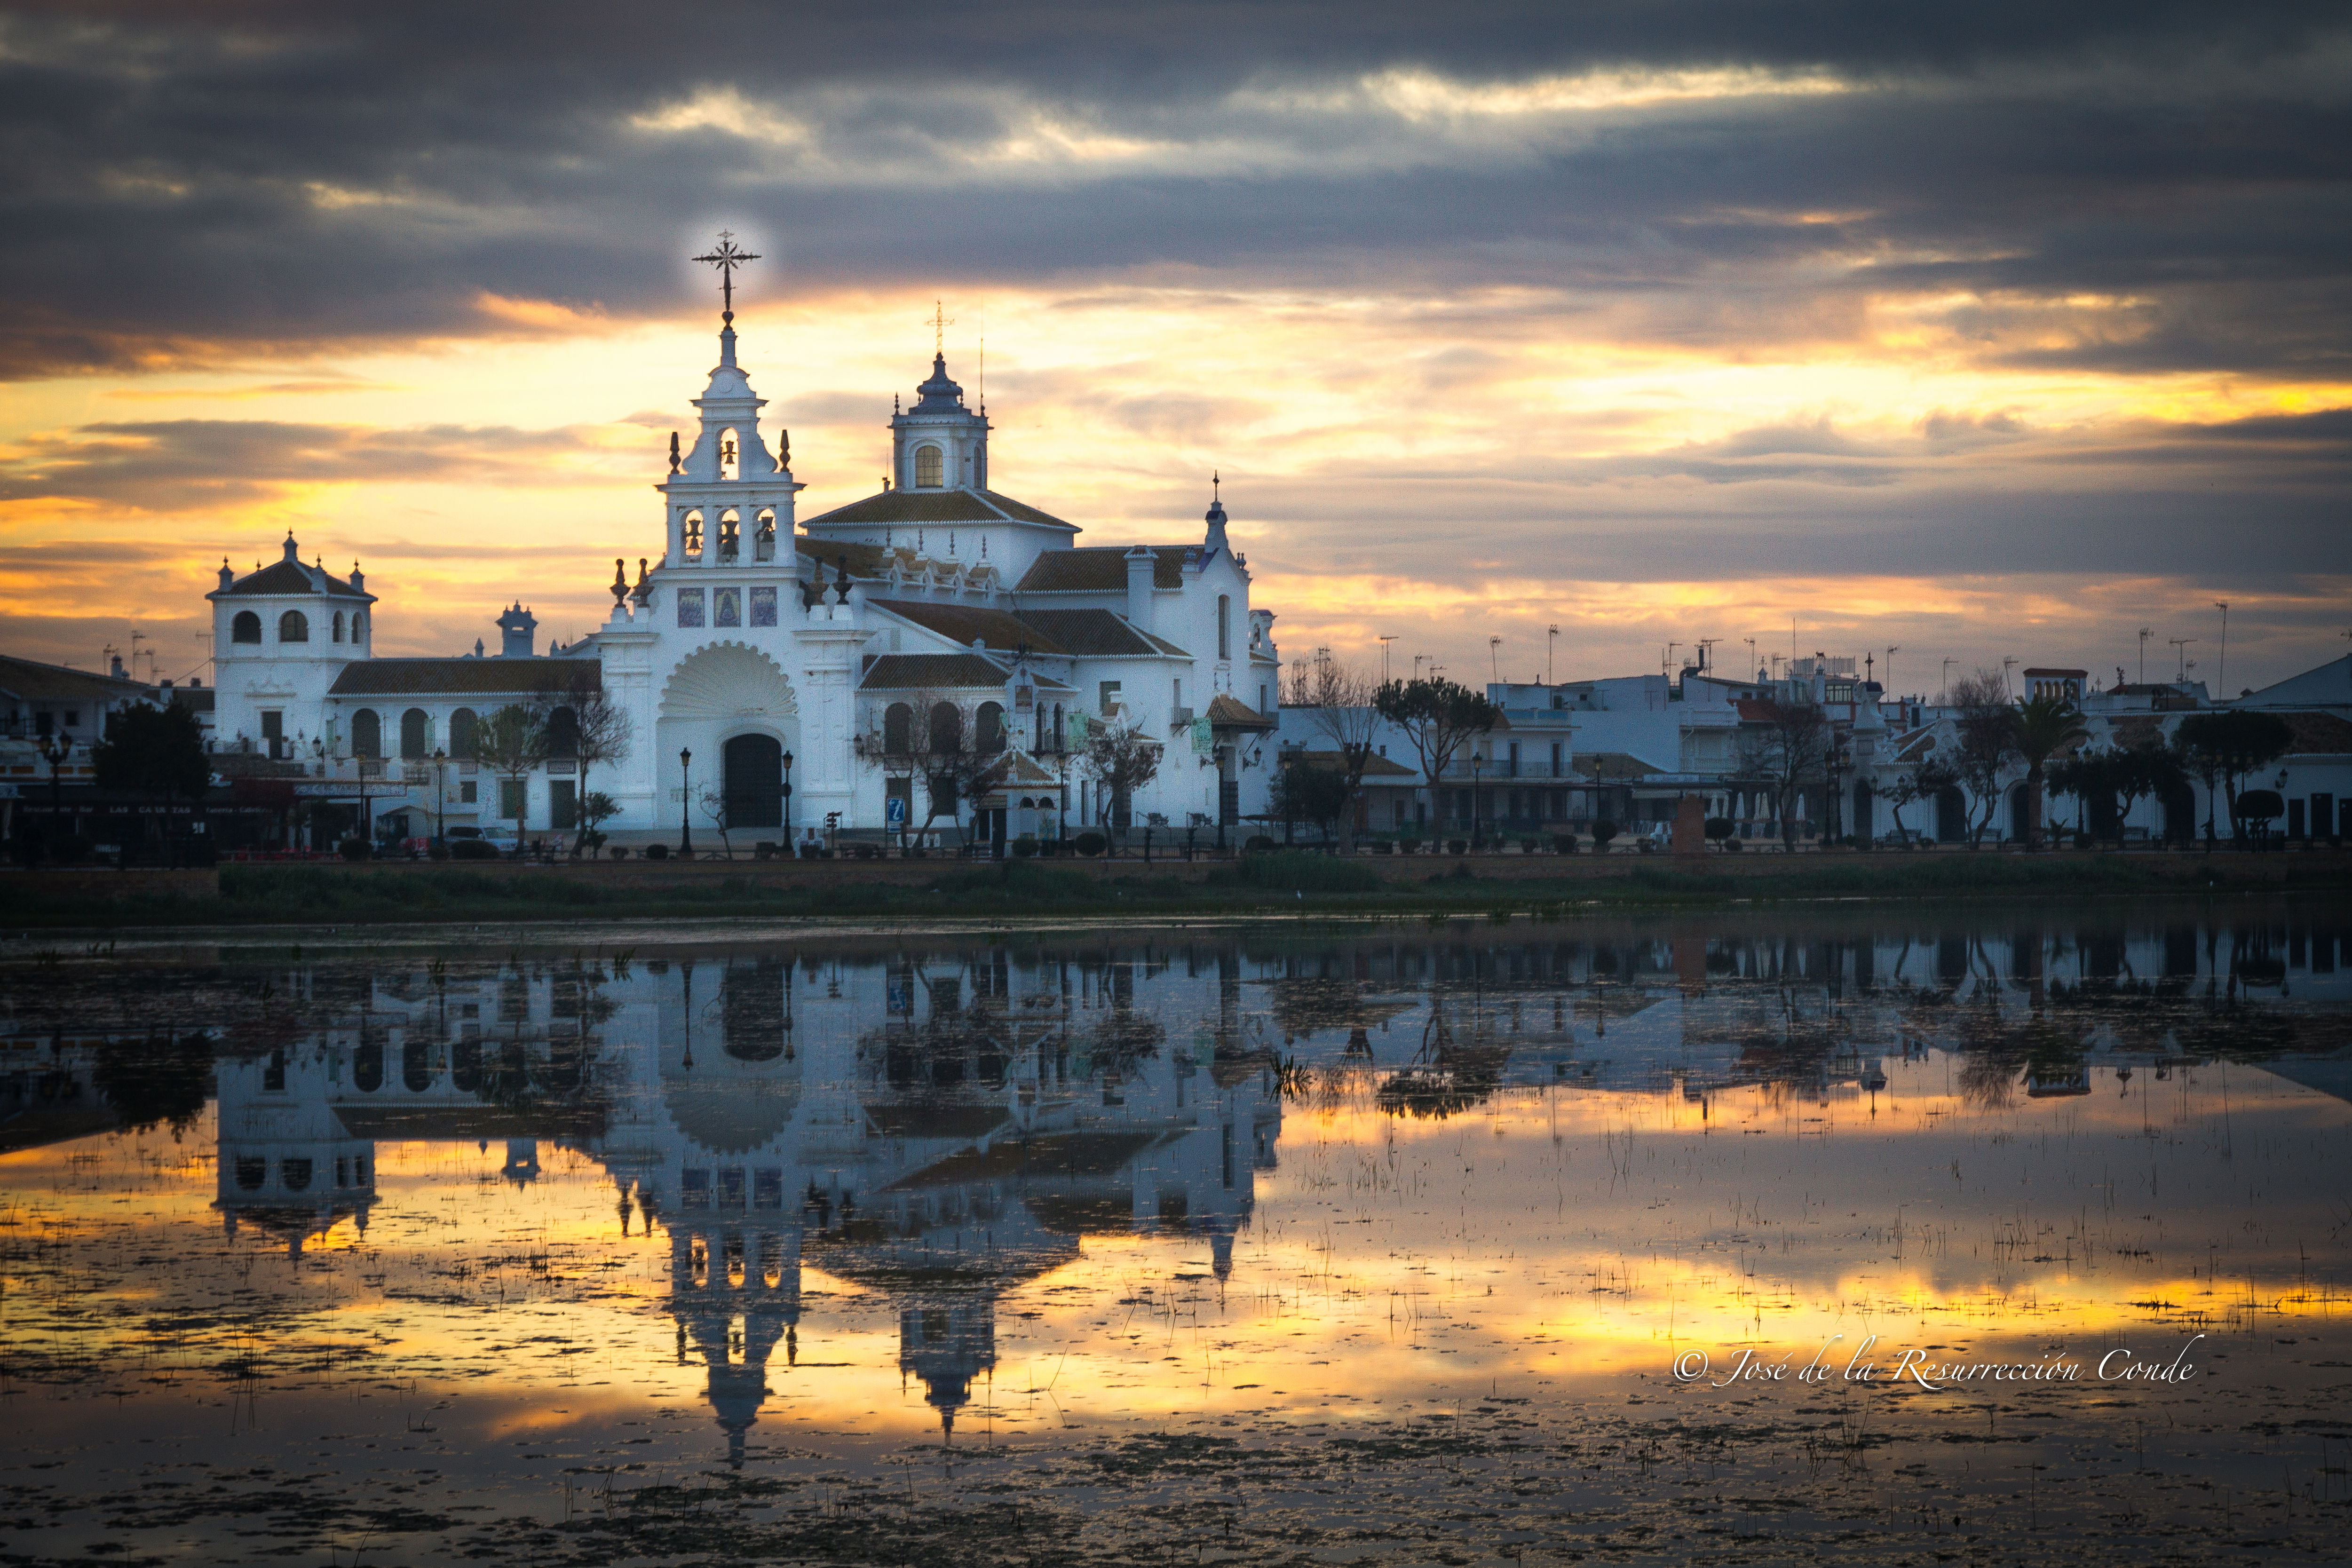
[496,602,537,658]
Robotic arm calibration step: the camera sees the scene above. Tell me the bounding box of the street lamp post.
[430,748,448,853]
[678,747,693,856]
[39,732,70,854]
[782,750,795,844]
[1469,749,1484,849]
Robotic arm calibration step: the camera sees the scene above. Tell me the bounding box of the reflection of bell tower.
[669,1217,802,1466]
[898,1291,997,1441]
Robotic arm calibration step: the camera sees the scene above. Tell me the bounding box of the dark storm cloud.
[0,2,2344,376]
[0,419,600,504]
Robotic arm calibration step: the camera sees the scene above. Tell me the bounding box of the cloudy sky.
[2,2,2346,695]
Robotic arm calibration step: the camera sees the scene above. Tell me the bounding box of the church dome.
[911,354,966,413]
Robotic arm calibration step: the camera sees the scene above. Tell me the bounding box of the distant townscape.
[1,308,2346,863]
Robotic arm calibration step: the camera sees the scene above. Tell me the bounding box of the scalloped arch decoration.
[660,641,799,721]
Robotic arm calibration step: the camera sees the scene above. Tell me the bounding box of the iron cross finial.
[692,230,760,322]
[929,299,954,354]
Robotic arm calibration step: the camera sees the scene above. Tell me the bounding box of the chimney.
[1125,547,1156,634]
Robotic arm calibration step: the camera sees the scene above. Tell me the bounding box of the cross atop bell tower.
[694,231,760,325]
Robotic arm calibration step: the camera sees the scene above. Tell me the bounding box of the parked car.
[478,824,520,854]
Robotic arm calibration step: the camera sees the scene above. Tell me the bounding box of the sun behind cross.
[692,230,761,321]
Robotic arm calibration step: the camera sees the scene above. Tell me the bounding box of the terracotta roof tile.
[0,654,151,705]
[800,486,1073,530]
[1014,608,1188,657]
[1014,546,1188,593]
[1206,693,1275,730]
[870,600,1061,652]
[859,653,1009,690]
[212,559,372,600]
[327,658,599,697]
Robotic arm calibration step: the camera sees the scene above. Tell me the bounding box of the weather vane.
[693,230,760,322]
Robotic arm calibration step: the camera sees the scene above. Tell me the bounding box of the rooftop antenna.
[1547,624,1559,685]
[2137,626,2152,684]
[2002,656,2018,696]
[1664,641,1679,677]
[1378,635,1396,685]
[2170,637,2196,680]
[1489,636,1504,683]
[977,335,984,413]
[1884,646,1899,697]
[1940,657,1956,702]
[1745,637,1758,679]
[1697,636,1720,673]
[2213,601,2229,693]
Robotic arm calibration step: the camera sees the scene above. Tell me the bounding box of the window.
[460,779,477,804]
[915,444,942,487]
[977,701,1006,754]
[279,610,309,642]
[332,611,344,643]
[1258,684,1268,713]
[884,703,912,754]
[350,709,381,759]
[450,707,477,759]
[677,587,705,627]
[929,701,962,754]
[1172,678,1183,710]
[1550,741,1562,777]
[546,706,578,760]
[400,708,428,758]
[1099,680,1121,716]
[715,586,741,626]
[231,611,261,644]
[1217,595,1230,660]
[499,778,527,819]
[750,585,777,626]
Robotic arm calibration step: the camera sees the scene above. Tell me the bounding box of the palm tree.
[2011,695,2089,848]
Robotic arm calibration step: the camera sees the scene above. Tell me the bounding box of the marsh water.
[3,899,2349,1565]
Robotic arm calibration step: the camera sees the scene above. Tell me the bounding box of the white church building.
[204,295,1283,851]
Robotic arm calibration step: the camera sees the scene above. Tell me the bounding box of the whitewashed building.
[201,308,1283,849]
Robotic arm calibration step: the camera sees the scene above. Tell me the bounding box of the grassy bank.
[5,848,2345,931]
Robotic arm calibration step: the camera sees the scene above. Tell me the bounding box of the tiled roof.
[860,653,1010,690]
[2282,711,2352,754]
[1574,751,1661,780]
[1014,608,1188,658]
[213,559,372,600]
[869,600,1188,659]
[1206,693,1275,731]
[1015,546,1188,593]
[794,539,895,577]
[1282,748,1417,778]
[0,653,151,705]
[800,486,1073,531]
[327,658,600,697]
[870,599,1061,653]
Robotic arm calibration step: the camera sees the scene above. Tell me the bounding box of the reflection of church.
[207,945,1285,1461]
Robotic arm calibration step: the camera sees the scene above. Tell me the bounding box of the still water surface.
[3,901,2348,1564]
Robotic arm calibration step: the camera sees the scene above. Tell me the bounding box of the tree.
[2048,742,2188,845]
[1374,678,1499,835]
[1880,755,1958,847]
[578,790,620,853]
[473,705,550,840]
[1274,758,1354,846]
[533,665,633,853]
[1293,653,1381,850]
[1080,720,1162,833]
[1950,670,2018,848]
[2010,694,2089,847]
[1734,697,1830,851]
[698,786,734,858]
[2175,710,2294,845]
[91,701,210,859]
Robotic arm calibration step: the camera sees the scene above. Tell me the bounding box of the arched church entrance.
[723,734,784,829]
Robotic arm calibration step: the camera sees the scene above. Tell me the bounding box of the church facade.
[205,311,1283,849]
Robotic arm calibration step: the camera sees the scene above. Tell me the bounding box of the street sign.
[885,796,907,827]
